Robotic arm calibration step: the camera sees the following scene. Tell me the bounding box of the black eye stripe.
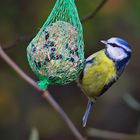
[108,43,120,48]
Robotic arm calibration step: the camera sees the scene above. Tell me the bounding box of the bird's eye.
[108,43,117,47]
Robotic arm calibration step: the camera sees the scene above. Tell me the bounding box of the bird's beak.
[101,40,108,45]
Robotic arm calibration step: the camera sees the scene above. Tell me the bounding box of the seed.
[56,54,63,59]
[34,61,41,68]
[45,32,49,40]
[50,53,55,59]
[51,47,56,52]
[43,44,49,48]
[48,41,55,47]
[70,57,75,62]
[31,44,36,52]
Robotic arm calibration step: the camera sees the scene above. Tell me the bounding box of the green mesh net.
[27,0,84,90]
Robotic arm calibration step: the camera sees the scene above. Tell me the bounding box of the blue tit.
[78,37,132,127]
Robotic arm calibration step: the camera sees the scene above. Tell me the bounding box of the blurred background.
[0,0,140,140]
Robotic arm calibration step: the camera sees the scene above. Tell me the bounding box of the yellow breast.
[82,50,116,99]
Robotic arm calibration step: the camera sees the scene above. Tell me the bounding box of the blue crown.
[115,37,131,48]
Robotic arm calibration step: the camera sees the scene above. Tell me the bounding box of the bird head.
[101,37,132,62]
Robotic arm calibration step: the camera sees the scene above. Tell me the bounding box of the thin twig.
[3,35,32,50]
[81,0,108,23]
[87,128,140,140]
[0,47,39,89]
[0,45,86,140]
[43,91,86,140]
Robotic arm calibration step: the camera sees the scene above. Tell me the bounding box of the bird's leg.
[82,99,94,127]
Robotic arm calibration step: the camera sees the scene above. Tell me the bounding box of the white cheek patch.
[107,46,127,61]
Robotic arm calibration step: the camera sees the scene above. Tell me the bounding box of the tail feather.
[82,100,94,127]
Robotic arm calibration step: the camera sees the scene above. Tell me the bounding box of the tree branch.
[81,0,108,23]
[87,128,140,140]
[0,45,86,140]
[3,35,32,50]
